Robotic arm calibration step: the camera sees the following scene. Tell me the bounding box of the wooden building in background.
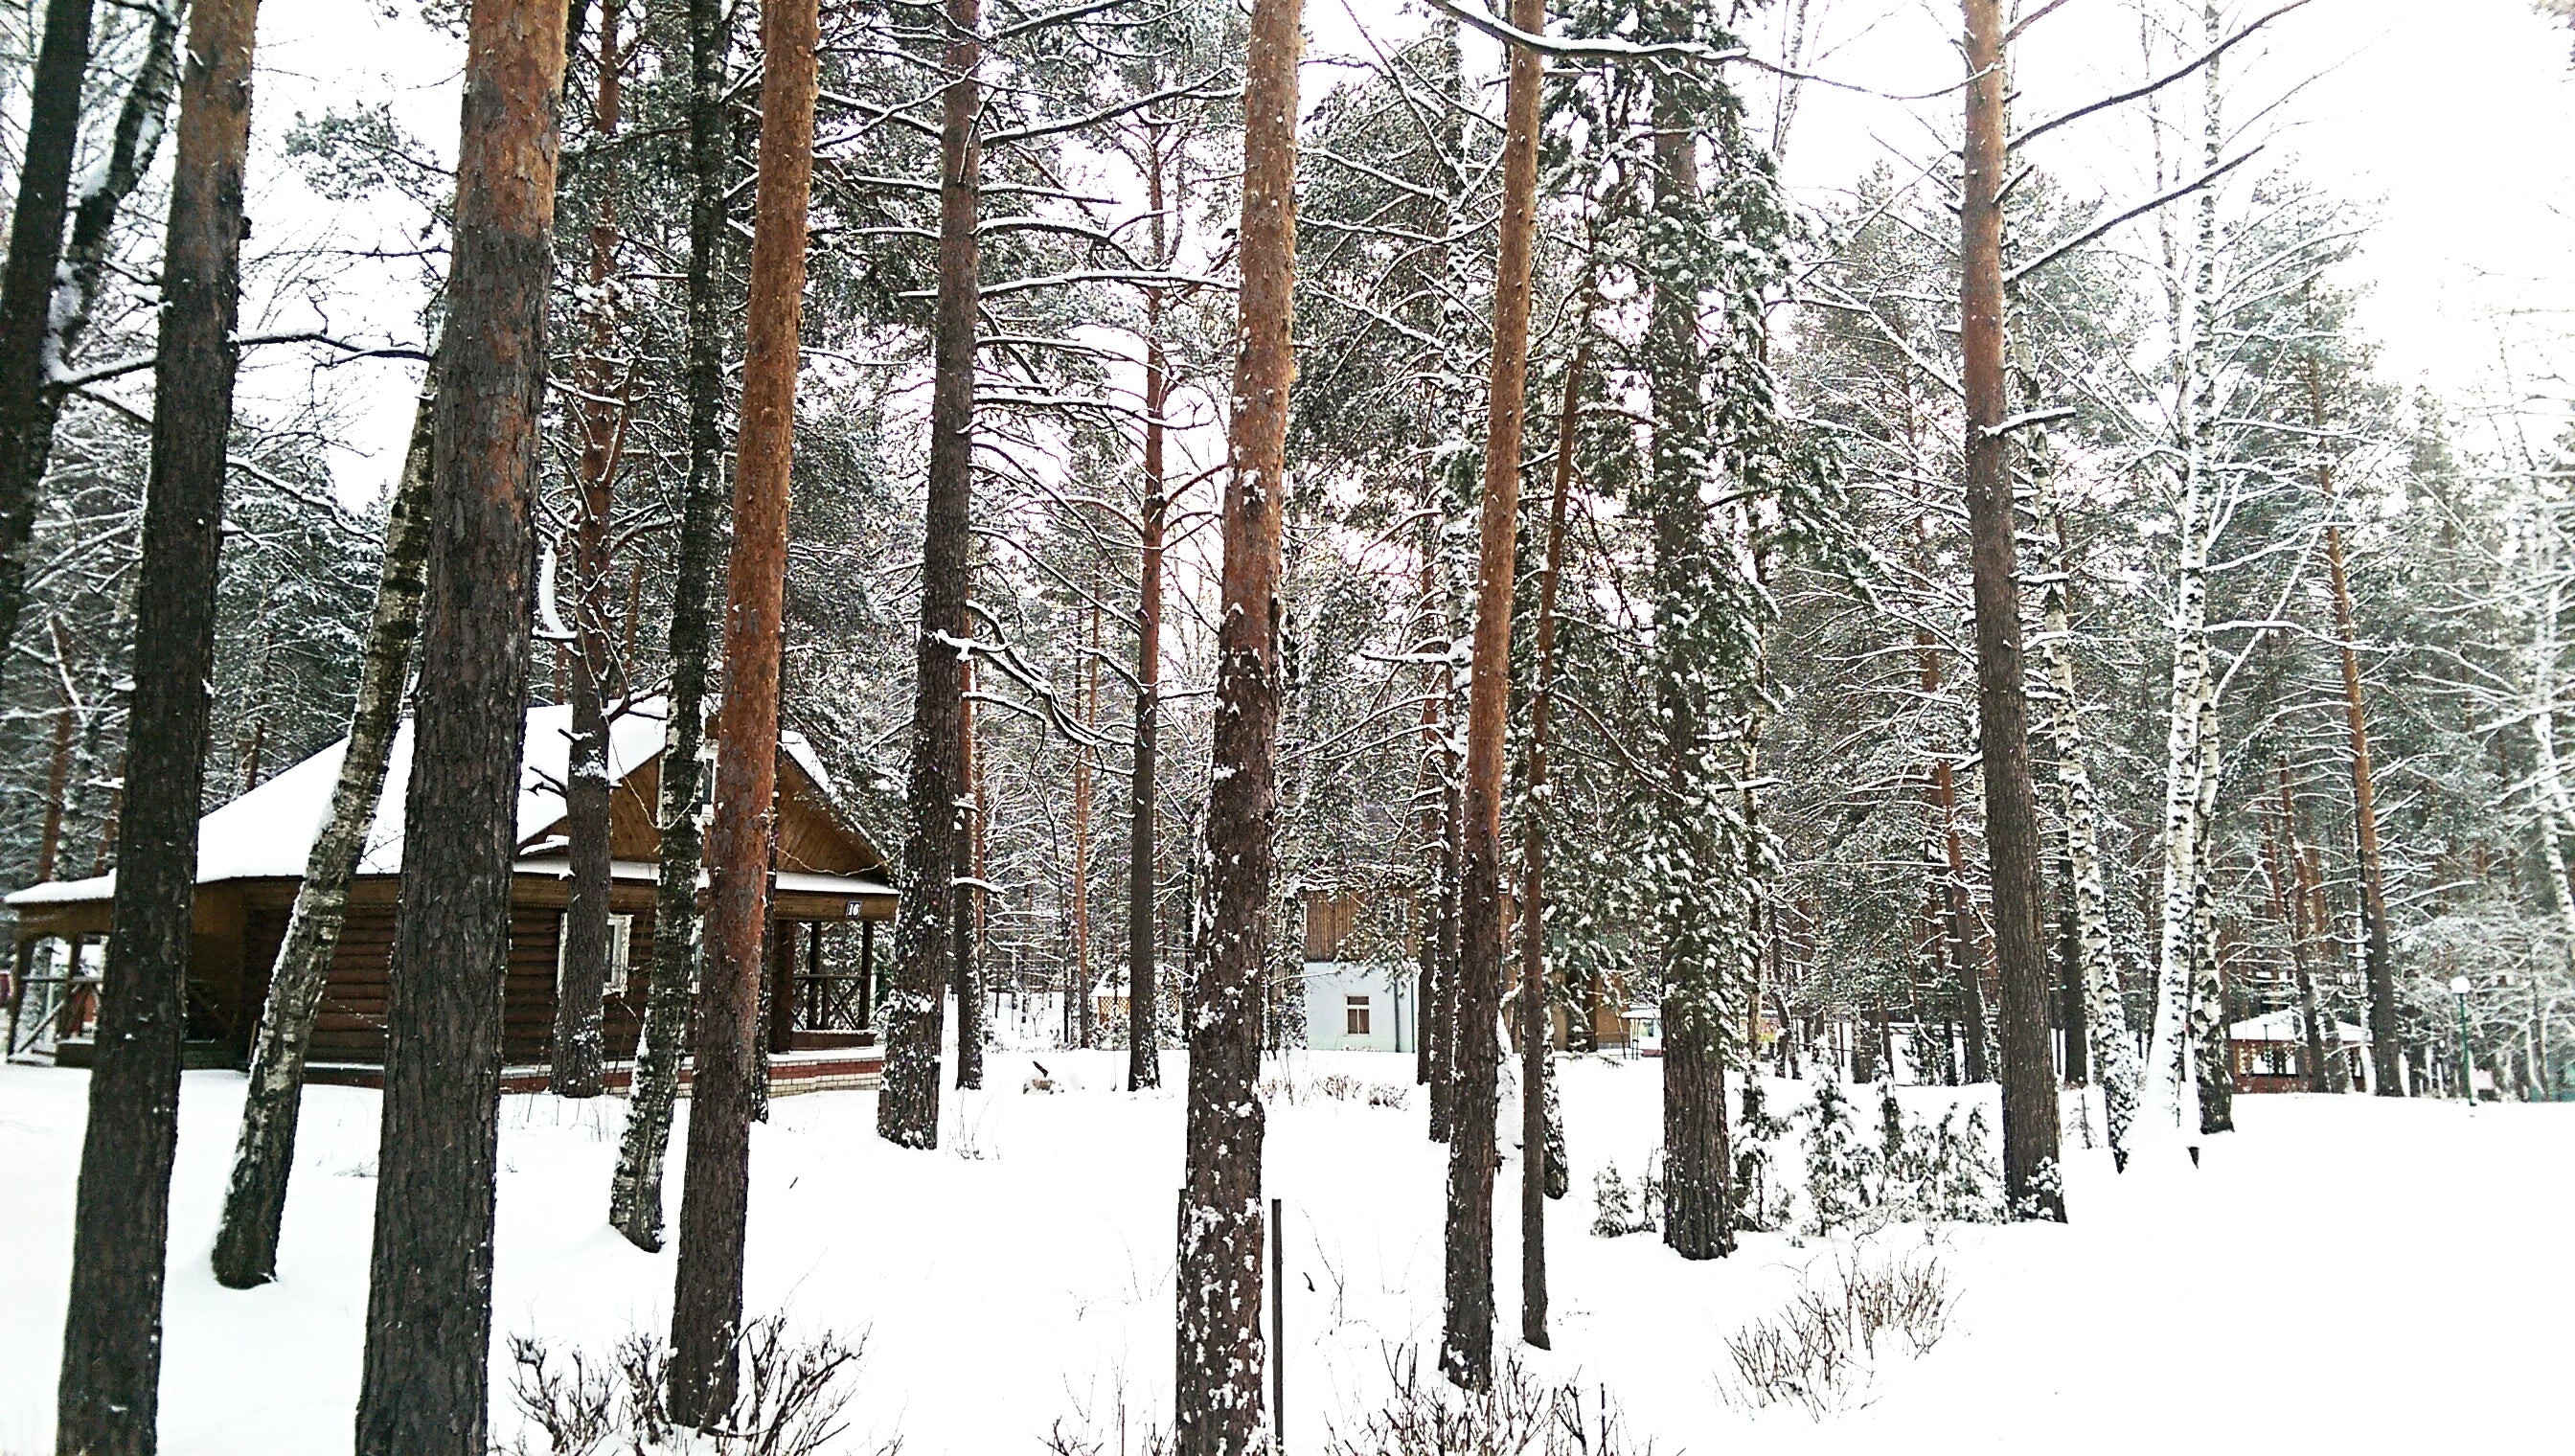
[4,697,895,1090]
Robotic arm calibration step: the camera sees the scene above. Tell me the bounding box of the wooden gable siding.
[538,741,886,880]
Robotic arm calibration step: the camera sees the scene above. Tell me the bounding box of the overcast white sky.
[236,0,2575,501]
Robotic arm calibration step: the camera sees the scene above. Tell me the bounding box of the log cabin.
[3,696,896,1092]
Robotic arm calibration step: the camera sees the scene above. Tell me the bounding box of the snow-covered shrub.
[1257,1070,1410,1108]
[1797,1073,1878,1235]
[1916,1105,2004,1224]
[1857,1092,2004,1227]
[1325,1345,1652,1455]
[1731,1080,1793,1232]
[1719,1250,1957,1420]
[505,1315,883,1456]
[1590,1162,1648,1237]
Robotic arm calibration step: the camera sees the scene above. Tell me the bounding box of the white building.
[1299,961,1417,1053]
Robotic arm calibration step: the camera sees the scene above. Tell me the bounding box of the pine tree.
[1174,0,1301,1445]
[665,0,820,1421]
[55,1,262,1446]
[353,1,567,1447]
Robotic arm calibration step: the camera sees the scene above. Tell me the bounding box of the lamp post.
[2449,975,2475,1104]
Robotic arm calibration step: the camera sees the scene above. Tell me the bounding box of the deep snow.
[2,1051,2567,1453]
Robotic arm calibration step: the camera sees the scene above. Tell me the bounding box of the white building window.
[1345,995,1372,1037]
[558,912,634,995]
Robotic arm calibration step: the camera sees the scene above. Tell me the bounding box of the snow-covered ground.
[2,1051,2567,1453]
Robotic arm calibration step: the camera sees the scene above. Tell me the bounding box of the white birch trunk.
[2036,499,2140,1165]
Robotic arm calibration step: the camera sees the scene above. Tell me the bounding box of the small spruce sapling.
[1732,1077,1792,1232]
[1799,1072,1876,1235]
[1590,1161,1641,1238]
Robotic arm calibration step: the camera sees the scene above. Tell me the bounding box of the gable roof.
[9,695,883,907]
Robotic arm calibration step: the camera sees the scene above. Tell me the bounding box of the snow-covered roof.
[7,696,863,908]
[2229,1009,2369,1045]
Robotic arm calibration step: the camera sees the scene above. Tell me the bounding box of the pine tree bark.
[955,661,984,1086]
[1519,342,1581,1354]
[554,0,632,1102]
[608,0,733,1251]
[1073,611,1097,1050]
[881,0,981,1149]
[2268,767,2336,1092]
[353,3,565,1448]
[1174,0,1299,1445]
[55,5,260,1446]
[2301,359,2402,1096]
[1958,0,2062,1217]
[1128,208,1169,1089]
[0,0,97,673]
[1445,0,1545,1386]
[664,0,817,1421]
[213,377,434,1289]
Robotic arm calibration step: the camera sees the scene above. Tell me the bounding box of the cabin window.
[1345,995,1371,1036]
[558,912,635,996]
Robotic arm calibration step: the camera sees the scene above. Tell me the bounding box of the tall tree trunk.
[2523,511,2575,1038]
[2037,505,2139,1164]
[1519,343,1583,1354]
[1174,0,1300,1445]
[2302,358,2402,1096]
[664,0,817,1420]
[2146,5,2225,1146]
[2,2,181,670]
[1444,0,1545,1387]
[555,0,632,1102]
[1073,609,1096,1049]
[1958,0,2062,1217]
[881,0,981,1149]
[353,3,564,1448]
[0,0,98,672]
[1642,3,1736,1263]
[2268,766,2336,1092]
[608,0,733,1251]
[55,4,260,1446]
[1415,667,1443,1091]
[213,379,434,1289]
[2188,685,2233,1133]
[955,659,983,1086]
[1128,181,1168,1089]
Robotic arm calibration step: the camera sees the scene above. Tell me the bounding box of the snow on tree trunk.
[353,5,565,1450]
[214,378,433,1289]
[2188,685,2234,1134]
[1444,0,1546,1386]
[554,1,632,1102]
[607,0,732,1252]
[662,0,816,1421]
[880,0,981,1150]
[57,4,261,1445]
[1174,0,1299,1445]
[1128,237,1168,1089]
[0,0,97,674]
[2526,509,2575,985]
[2036,494,2139,1167]
[1958,0,2063,1217]
[1518,340,1584,1353]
